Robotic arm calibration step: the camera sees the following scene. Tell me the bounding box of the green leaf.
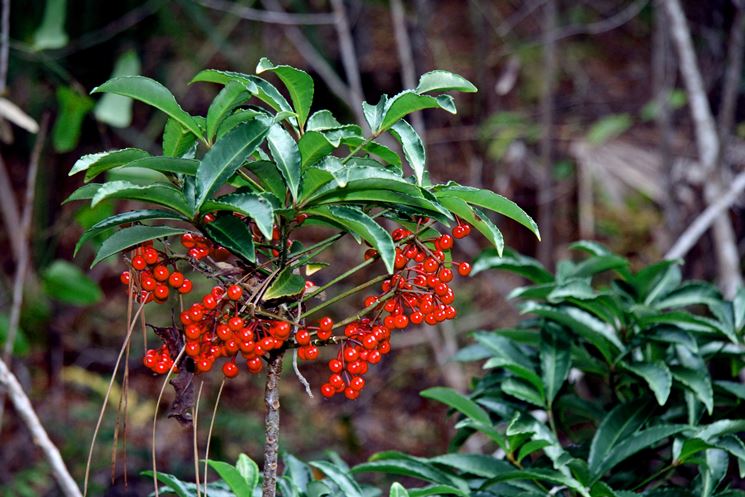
[472,248,553,282]
[341,136,403,171]
[202,215,255,263]
[540,328,571,406]
[207,460,252,497]
[245,160,287,200]
[407,486,467,497]
[92,76,203,141]
[140,471,195,497]
[53,86,93,152]
[0,314,30,356]
[263,267,305,301]
[304,165,423,205]
[485,468,590,497]
[85,156,198,183]
[438,196,504,255]
[388,119,425,185]
[42,260,102,306]
[389,483,409,497]
[33,0,68,50]
[415,70,477,94]
[256,57,314,128]
[592,425,688,481]
[196,119,271,208]
[163,118,198,158]
[92,225,188,267]
[517,440,553,463]
[430,453,512,478]
[316,189,451,223]
[569,255,630,279]
[587,114,632,145]
[380,91,455,131]
[307,110,343,130]
[206,81,252,142]
[310,461,364,497]
[715,380,745,401]
[91,181,192,217]
[362,95,388,132]
[420,387,490,425]
[305,205,395,273]
[672,366,714,414]
[434,183,540,239]
[622,361,672,405]
[236,454,259,493]
[298,131,335,168]
[354,452,466,491]
[191,69,295,117]
[701,449,729,497]
[63,183,102,203]
[717,436,745,478]
[267,124,301,202]
[696,420,745,442]
[677,438,716,463]
[501,378,544,407]
[203,192,274,240]
[588,401,653,474]
[70,148,150,176]
[94,50,141,128]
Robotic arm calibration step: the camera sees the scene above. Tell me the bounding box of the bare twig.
[330,0,365,115]
[390,0,425,136]
[716,5,745,142]
[0,357,83,496]
[666,170,745,260]
[203,379,225,497]
[0,115,48,429]
[0,0,8,94]
[0,154,22,260]
[260,0,361,124]
[199,0,335,25]
[537,0,557,267]
[553,0,649,40]
[663,0,742,296]
[262,350,285,497]
[292,349,313,398]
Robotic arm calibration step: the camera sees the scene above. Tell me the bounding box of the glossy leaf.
[163,118,198,158]
[246,160,287,200]
[389,483,409,497]
[85,156,198,183]
[263,266,305,301]
[362,95,388,132]
[622,361,672,405]
[298,131,335,168]
[92,225,188,267]
[354,452,466,491]
[472,248,553,282]
[92,76,203,141]
[305,205,395,273]
[206,80,252,142]
[267,124,301,201]
[191,69,294,116]
[207,460,252,497]
[310,461,364,497]
[588,401,653,474]
[430,453,512,478]
[672,366,714,414]
[415,70,477,94]
[437,196,503,254]
[256,57,314,128]
[69,148,150,176]
[196,119,271,208]
[389,119,425,185]
[202,192,274,240]
[202,215,255,263]
[420,387,490,425]
[91,180,192,217]
[380,91,455,131]
[540,328,571,406]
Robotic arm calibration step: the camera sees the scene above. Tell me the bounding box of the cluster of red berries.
[180,232,232,261]
[319,222,473,399]
[120,242,192,304]
[143,345,176,374]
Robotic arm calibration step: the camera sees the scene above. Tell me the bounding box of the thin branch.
[0,0,8,94]
[199,0,335,25]
[261,350,285,497]
[260,0,362,124]
[292,349,313,398]
[0,357,83,497]
[390,0,425,136]
[666,170,745,260]
[553,0,649,41]
[0,154,22,260]
[716,5,745,141]
[330,0,366,126]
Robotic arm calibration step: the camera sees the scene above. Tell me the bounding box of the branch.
[0,357,83,497]
[666,170,745,259]
[261,350,284,497]
[553,0,649,40]
[390,0,425,136]
[330,0,365,126]
[0,0,8,94]
[0,154,21,260]
[716,5,745,140]
[199,0,335,25]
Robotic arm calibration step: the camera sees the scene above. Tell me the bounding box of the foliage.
[353,243,745,496]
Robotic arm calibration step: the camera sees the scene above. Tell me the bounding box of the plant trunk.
[262,349,285,497]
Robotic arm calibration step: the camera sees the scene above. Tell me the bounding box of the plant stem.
[291,256,376,308]
[262,350,285,497]
[300,274,388,319]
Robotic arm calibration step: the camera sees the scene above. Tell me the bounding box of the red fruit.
[143,354,157,368]
[410,311,424,324]
[203,213,216,223]
[350,376,365,391]
[216,324,232,341]
[120,271,131,286]
[362,334,378,349]
[344,347,359,362]
[153,265,169,282]
[319,317,333,332]
[212,286,225,298]
[367,350,382,364]
[458,262,472,277]
[295,329,311,346]
[185,341,201,356]
[222,362,239,378]
[154,285,170,300]
[202,294,218,309]
[344,387,360,400]
[423,258,439,273]
[394,252,407,269]
[438,268,454,283]
[321,383,335,398]
[227,285,242,300]
[181,233,196,249]
[329,374,345,389]
[179,278,193,294]
[317,328,332,341]
[364,296,378,308]
[273,321,291,338]
[143,248,159,265]
[189,305,204,322]
[247,357,263,373]
[434,283,449,296]
[153,362,170,374]
[168,272,184,288]
[364,248,378,260]
[378,341,391,354]
[328,359,343,373]
[261,336,275,350]
[132,255,147,271]
[141,275,156,292]
[453,225,466,239]
[196,358,212,373]
[438,234,453,250]
[304,345,319,360]
[393,314,409,329]
[228,316,244,331]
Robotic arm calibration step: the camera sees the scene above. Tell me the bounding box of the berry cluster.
[143,345,176,374]
[319,222,472,399]
[180,232,231,261]
[120,242,192,304]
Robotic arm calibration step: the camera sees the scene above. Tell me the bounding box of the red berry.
[202,294,218,309]
[364,249,378,260]
[344,347,359,362]
[458,262,472,277]
[141,275,156,292]
[410,311,424,324]
[152,265,169,282]
[439,234,453,250]
[179,278,193,294]
[227,285,242,300]
[168,272,184,288]
[228,317,244,331]
[319,317,333,332]
[222,362,239,378]
[154,285,169,300]
[120,271,130,286]
[132,255,147,271]
[304,345,319,360]
[344,387,360,400]
[143,248,159,265]
[321,383,335,398]
[438,268,454,283]
[296,329,311,346]
[329,374,344,389]
[393,314,409,329]
[453,225,466,239]
[367,350,382,364]
[423,258,439,273]
[329,359,343,373]
[350,376,365,391]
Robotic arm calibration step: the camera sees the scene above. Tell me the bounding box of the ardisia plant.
[65,58,539,496]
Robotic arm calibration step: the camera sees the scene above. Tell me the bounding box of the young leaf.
[92,225,188,267]
[362,95,388,133]
[163,118,198,158]
[91,181,192,217]
[207,460,253,497]
[256,57,314,128]
[69,148,150,176]
[202,215,255,263]
[310,461,364,497]
[305,205,395,273]
[415,70,477,94]
[434,183,540,239]
[389,119,426,185]
[206,80,252,142]
[622,361,672,406]
[196,119,271,208]
[540,329,571,406]
[263,267,305,301]
[84,156,198,183]
[389,483,410,497]
[202,192,274,240]
[267,124,302,202]
[380,91,455,131]
[420,387,490,425]
[92,76,204,141]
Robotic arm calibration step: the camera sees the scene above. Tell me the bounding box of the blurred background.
[1,0,744,495]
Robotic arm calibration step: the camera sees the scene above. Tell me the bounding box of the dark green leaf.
[63,183,102,203]
[207,81,252,142]
[672,366,714,414]
[715,380,745,401]
[388,119,425,185]
[85,156,198,183]
[622,361,672,405]
[407,486,467,497]
[421,387,490,425]
[485,468,590,497]
[53,86,93,152]
[256,57,314,128]
[203,192,274,240]
[362,95,388,132]
[246,160,287,200]
[42,260,103,306]
[540,328,571,406]
[140,471,194,497]
[92,225,188,267]
[437,197,503,254]
[380,91,455,131]
[70,148,150,176]
[472,248,553,282]
[263,266,305,301]
[389,483,409,497]
[354,452,466,491]
[163,118,198,158]
[196,119,271,208]
[92,76,203,141]
[91,181,192,217]
[310,461,364,497]
[267,124,301,201]
[298,131,335,168]
[588,401,653,474]
[202,215,255,263]
[206,460,252,497]
[429,453,511,478]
